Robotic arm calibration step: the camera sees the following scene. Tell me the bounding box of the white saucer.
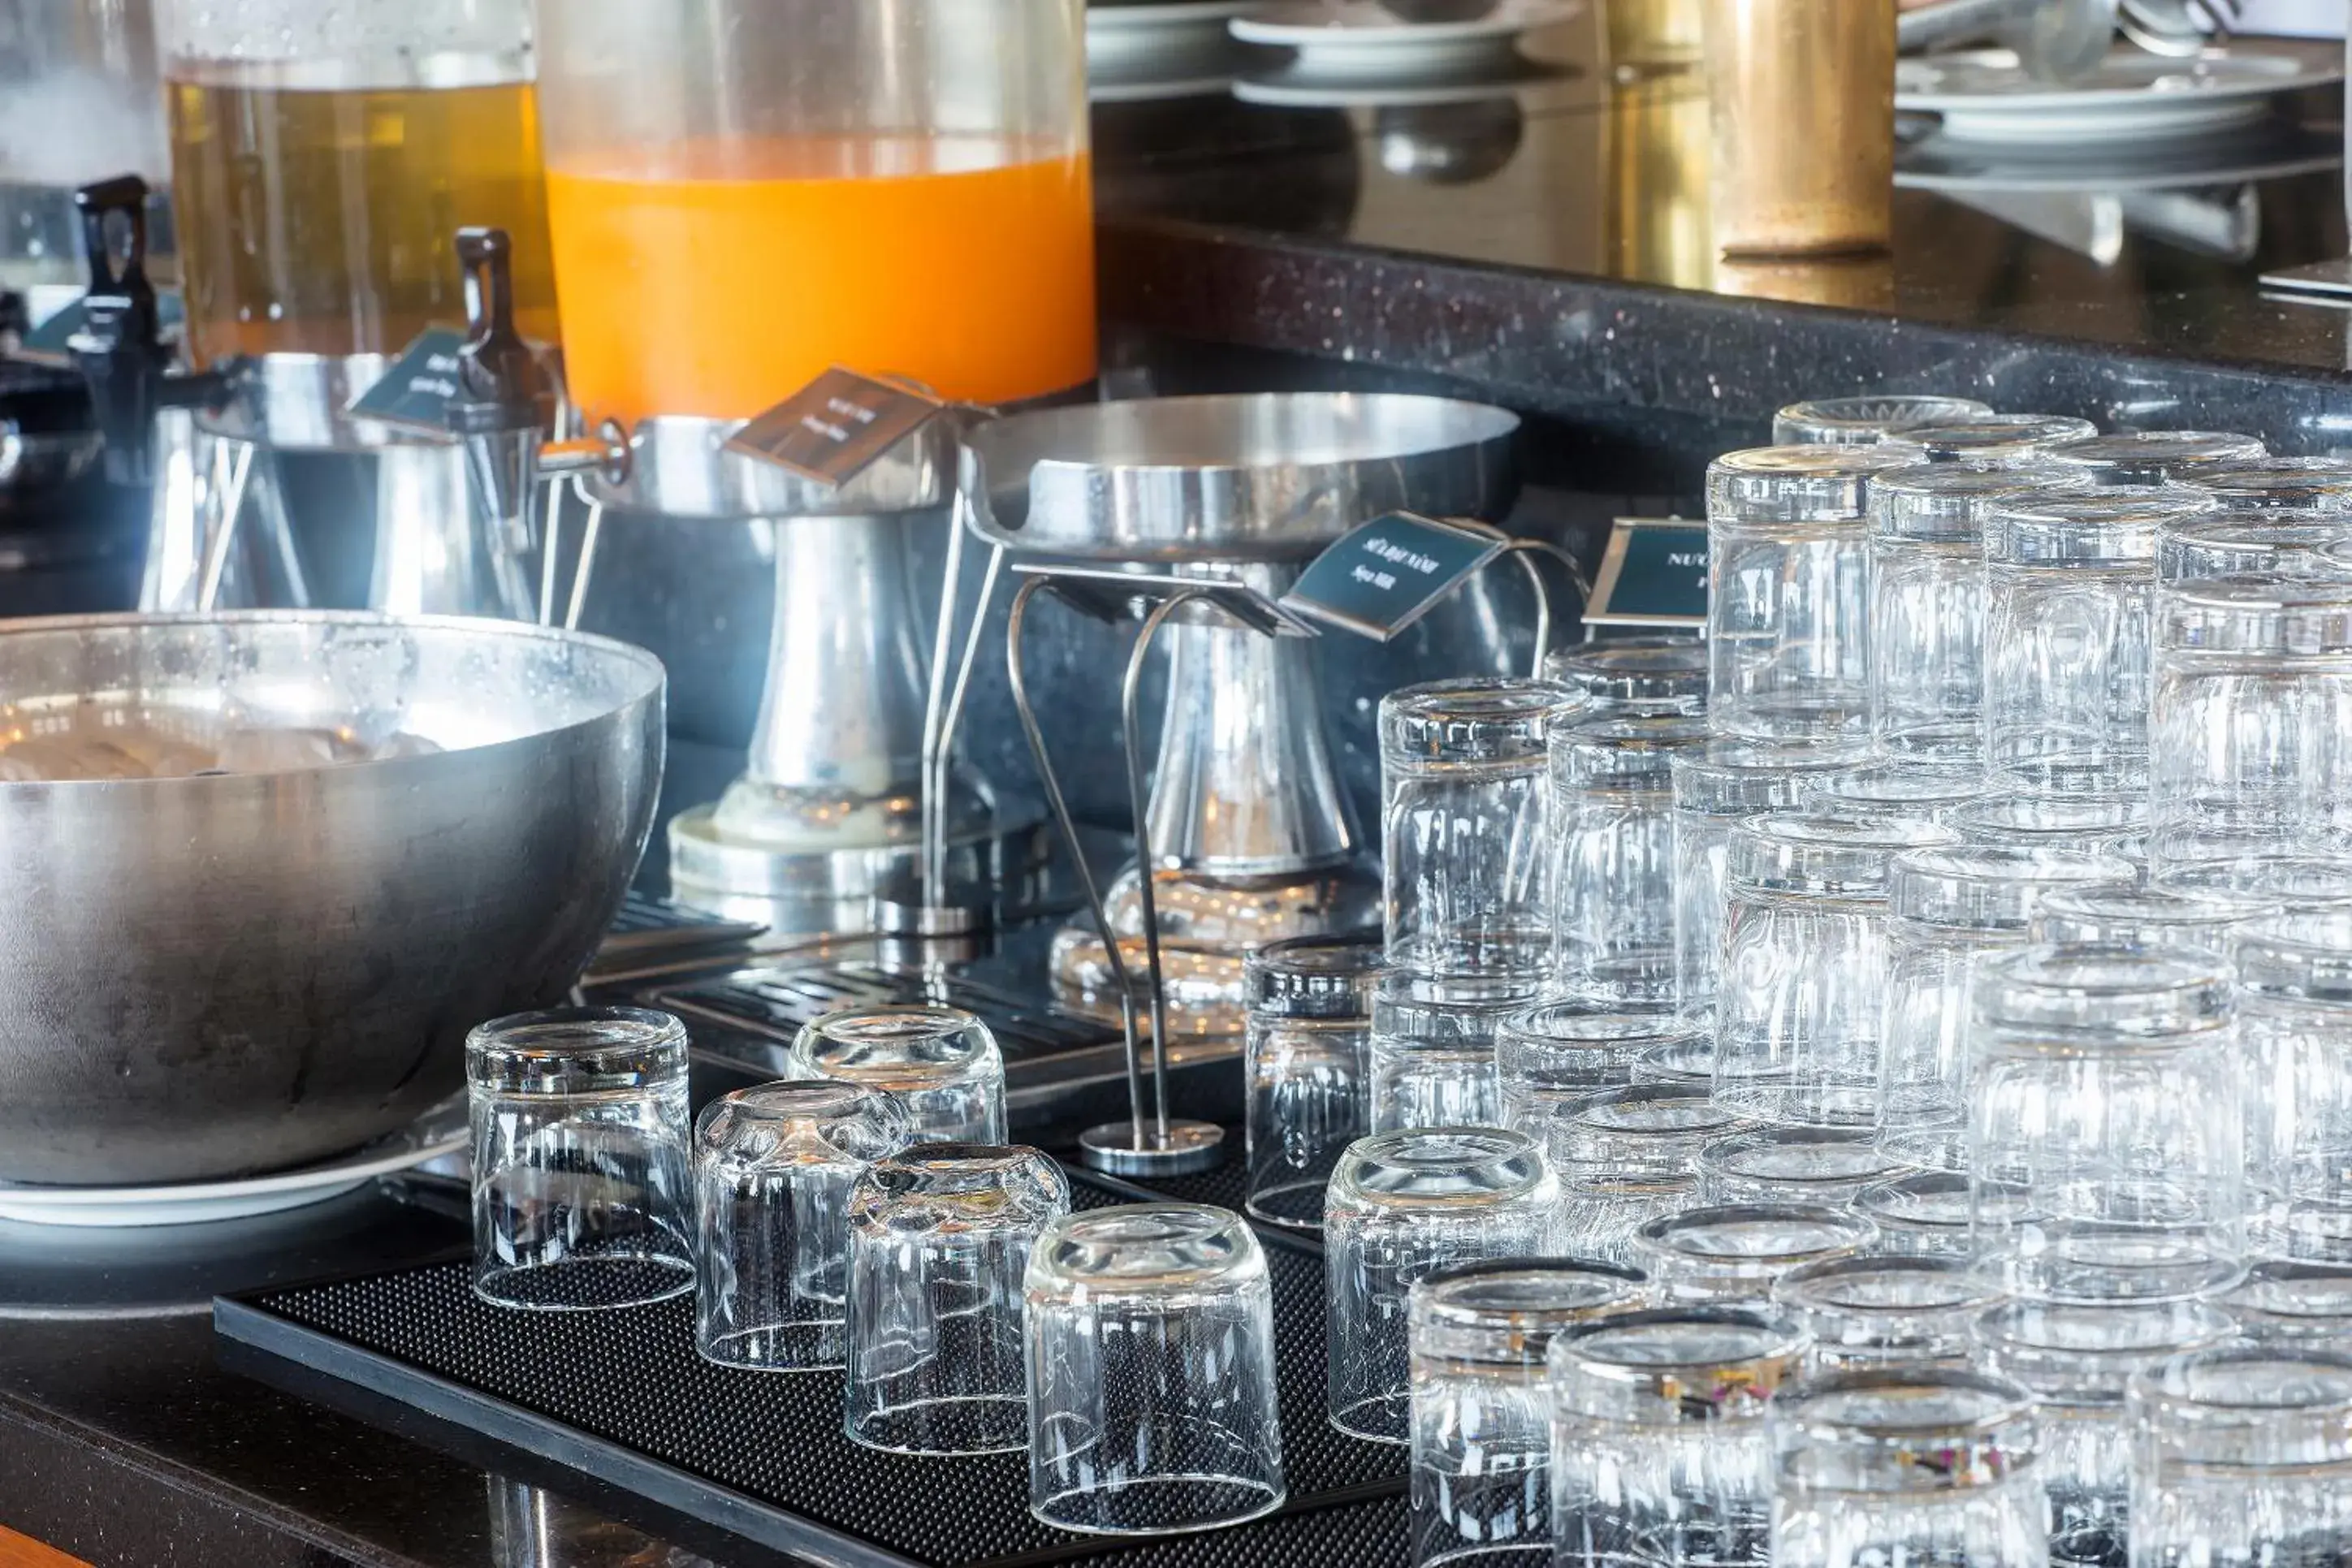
[1232,0,1580,77]
[1089,0,1258,71]
[1235,53,1567,106]
[1896,42,2340,146]
[0,1100,468,1228]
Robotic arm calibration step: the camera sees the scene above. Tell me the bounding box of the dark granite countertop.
[1094,16,2352,443]
[9,24,2352,1568]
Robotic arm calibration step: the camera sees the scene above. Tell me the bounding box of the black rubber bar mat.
[214,1164,1402,1568]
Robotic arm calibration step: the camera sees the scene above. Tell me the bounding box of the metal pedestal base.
[2260,257,2352,299]
[667,793,1048,935]
[1079,1120,1226,1177]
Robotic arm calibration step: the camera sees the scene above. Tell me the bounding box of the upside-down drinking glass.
[1327,1128,1560,1442]
[1381,677,1581,979]
[469,1006,696,1311]
[1407,1259,1648,1566]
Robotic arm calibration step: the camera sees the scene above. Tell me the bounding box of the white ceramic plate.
[0,1100,468,1228]
[1088,0,1258,70]
[1896,43,2341,146]
[1232,0,1580,78]
[1897,128,2341,192]
[1235,54,1567,106]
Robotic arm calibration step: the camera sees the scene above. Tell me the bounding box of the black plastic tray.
[215,1160,1403,1568]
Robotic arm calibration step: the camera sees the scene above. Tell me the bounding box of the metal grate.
[221,1164,1396,1568]
[659,965,1119,1064]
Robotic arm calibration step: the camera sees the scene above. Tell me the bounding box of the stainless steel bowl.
[0,611,665,1185]
[960,391,1521,563]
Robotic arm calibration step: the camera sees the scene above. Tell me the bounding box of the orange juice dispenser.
[113,0,566,616]
[532,0,1095,931]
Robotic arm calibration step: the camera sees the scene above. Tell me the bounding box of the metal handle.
[1006,577,1150,1143]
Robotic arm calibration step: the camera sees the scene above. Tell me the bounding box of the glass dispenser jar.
[532,0,1095,426]
[157,0,560,364]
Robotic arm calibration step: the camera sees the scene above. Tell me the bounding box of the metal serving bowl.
[0,611,664,1185]
[960,391,1521,564]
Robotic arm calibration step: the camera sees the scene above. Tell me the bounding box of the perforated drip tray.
[214,1160,1406,1568]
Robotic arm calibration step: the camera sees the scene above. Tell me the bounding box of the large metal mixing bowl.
[0,612,665,1185]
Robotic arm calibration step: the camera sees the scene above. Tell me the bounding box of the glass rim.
[1972,1299,2241,1393]
[1409,1256,1650,1335]
[2175,455,2352,507]
[1870,460,2083,542]
[1546,1304,1809,1402]
[1380,676,1578,762]
[1671,738,1871,814]
[1333,1125,1550,1206]
[1560,1082,1748,1138]
[1027,1201,1261,1295]
[1697,1128,1912,1190]
[465,1003,687,1060]
[1775,1255,2004,1320]
[1773,394,1995,442]
[2126,1344,2352,1423]
[1770,1365,2039,1440]
[1632,1201,1880,1265]
[2043,429,2267,475]
[1972,941,2233,1040]
[1893,413,2099,459]
[1987,486,2215,564]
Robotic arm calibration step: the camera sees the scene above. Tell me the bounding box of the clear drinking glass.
[1541,636,1709,715]
[1407,1259,1649,1567]
[2128,1346,2352,1568]
[1368,970,1541,1134]
[1549,1307,1809,1568]
[1026,1203,1285,1534]
[1878,845,2134,1171]
[1982,488,2217,775]
[1245,930,1383,1231]
[1549,711,1709,1007]
[788,1004,1007,1144]
[468,1007,696,1311]
[2153,857,2352,914]
[2030,881,2277,952]
[2232,913,2352,1263]
[2224,1259,2352,1345]
[1895,414,2099,468]
[1714,810,1957,1129]
[1381,678,1581,979]
[1696,1127,1915,1208]
[2149,575,2352,883]
[1768,1368,2046,1568]
[1969,944,2245,1304]
[1857,1169,2030,1259]
[2158,516,2352,582]
[1633,1037,1719,1086]
[1945,792,2149,866]
[1868,462,2084,760]
[844,1143,1068,1454]
[1772,395,1994,447]
[1800,760,1995,822]
[2175,455,2352,511]
[1631,1203,1879,1304]
[1973,1299,2237,1568]
[1705,444,1919,741]
[1495,1008,1706,1122]
[1771,1255,2002,1369]
[1671,738,1867,1019]
[2039,430,2266,487]
[1520,1084,1747,1265]
[694,1080,910,1370]
[1326,1128,1561,1443]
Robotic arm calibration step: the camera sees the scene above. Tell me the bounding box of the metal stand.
[1008,567,1318,1177]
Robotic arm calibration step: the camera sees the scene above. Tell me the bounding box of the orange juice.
[544,136,1096,426]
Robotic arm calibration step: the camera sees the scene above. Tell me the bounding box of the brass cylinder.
[1702,0,1894,257]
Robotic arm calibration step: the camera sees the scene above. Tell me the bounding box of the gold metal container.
[1701,0,1894,257]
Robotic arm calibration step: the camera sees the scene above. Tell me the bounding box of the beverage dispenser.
[531,0,1095,931]
[108,0,564,616]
